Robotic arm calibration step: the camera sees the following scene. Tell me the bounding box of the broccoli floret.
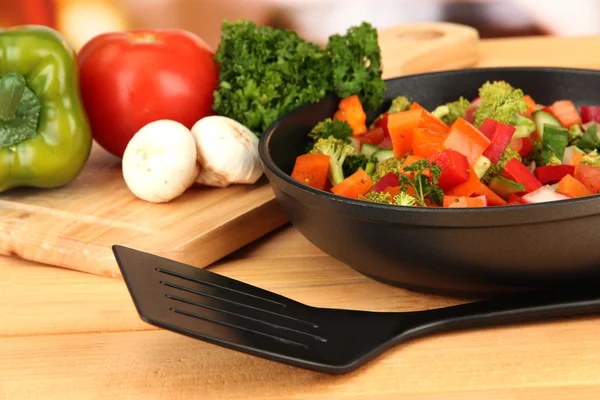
[309,136,357,186]
[307,118,353,142]
[522,138,543,165]
[372,157,405,182]
[431,96,470,125]
[363,190,394,204]
[361,189,416,207]
[581,153,600,167]
[568,124,584,143]
[546,154,563,166]
[343,154,369,177]
[473,81,528,127]
[480,147,522,184]
[394,192,416,206]
[388,96,411,113]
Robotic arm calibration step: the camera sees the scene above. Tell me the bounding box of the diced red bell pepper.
[507,193,524,205]
[503,158,543,194]
[518,137,534,157]
[482,121,516,163]
[574,163,600,194]
[533,165,575,185]
[465,107,477,124]
[580,106,600,124]
[478,118,498,139]
[372,172,400,192]
[428,149,470,191]
[356,126,385,146]
[442,118,491,165]
[541,106,553,115]
[374,112,390,136]
[378,136,393,149]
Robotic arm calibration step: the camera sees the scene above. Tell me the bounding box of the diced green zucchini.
[512,114,536,139]
[360,143,379,159]
[371,149,394,164]
[541,125,569,165]
[365,161,375,176]
[472,155,492,179]
[488,176,526,200]
[532,110,561,139]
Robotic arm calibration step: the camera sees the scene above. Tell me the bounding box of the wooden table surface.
[3,35,600,400]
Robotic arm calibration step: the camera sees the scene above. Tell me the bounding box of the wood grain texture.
[0,144,288,278]
[2,316,600,400]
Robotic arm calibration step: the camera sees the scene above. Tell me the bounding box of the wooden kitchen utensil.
[379,22,480,79]
[0,22,480,278]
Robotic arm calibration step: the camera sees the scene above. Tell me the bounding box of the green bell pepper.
[0,25,92,193]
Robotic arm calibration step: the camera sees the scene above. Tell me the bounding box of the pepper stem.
[0,72,26,121]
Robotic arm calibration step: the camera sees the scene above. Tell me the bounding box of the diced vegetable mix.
[290,80,600,207]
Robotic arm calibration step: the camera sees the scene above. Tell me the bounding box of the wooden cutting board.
[0,22,480,278]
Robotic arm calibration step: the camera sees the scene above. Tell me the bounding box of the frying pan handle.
[410,285,600,336]
[378,22,480,79]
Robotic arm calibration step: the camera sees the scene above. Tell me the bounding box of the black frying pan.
[258,67,600,297]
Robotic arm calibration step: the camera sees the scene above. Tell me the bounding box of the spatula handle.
[411,285,600,336]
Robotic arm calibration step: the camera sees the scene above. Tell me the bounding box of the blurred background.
[2,0,600,51]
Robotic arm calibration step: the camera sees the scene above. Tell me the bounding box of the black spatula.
[113,245,600,375]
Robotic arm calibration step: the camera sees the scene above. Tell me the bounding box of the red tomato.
[78,29,219,158]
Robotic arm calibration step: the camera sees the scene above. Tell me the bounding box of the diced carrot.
[410,102,450,134]
[550,100,581,127]
[472,182,508,206]
[401,155,427,178]
[331,169,373,199]
[446,169,507,206]
[442,118,491,165]
[443,195,485,208]
[412,128,448,158]
[523,95,536,114]
[402,155,425,169]
[443,195,462,207]
[384,185,416,196]
[557,174,592,198]
[388,109,423,158]
[333,94,368,135]
[570,151,584,176]
[290,153,330,190]
[447,169,480,197]
[383,186,401,197]
[574,163,600,194]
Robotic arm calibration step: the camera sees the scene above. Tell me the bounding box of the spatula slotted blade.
[113,245,600,375]
[112,245,407,374]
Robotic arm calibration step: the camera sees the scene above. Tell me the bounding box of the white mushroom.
[190,115,263,188]
[122,119,199,203]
